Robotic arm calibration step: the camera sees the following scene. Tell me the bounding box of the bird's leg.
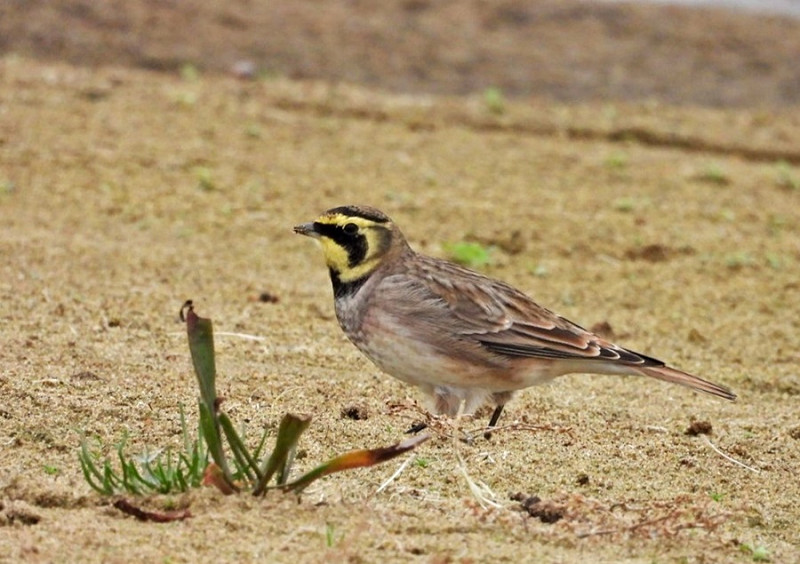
[484,404,505,439]
[484,391,514,439]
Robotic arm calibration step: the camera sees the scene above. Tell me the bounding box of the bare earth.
[3,0,800,107]
[1,2,800,563]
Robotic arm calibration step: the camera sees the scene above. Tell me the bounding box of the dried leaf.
[202,463,237,495]
[113,499,192,522]
[284,434,430,494]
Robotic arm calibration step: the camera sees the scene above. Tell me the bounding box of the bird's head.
[294,205,406,290]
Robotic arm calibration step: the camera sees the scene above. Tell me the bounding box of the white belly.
[334,291,557,415]
[349,312,522,391]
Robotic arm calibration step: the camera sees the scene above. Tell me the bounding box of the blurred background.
[2,0,799,108]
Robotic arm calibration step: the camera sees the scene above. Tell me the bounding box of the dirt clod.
[624,244,670,262]
[685,420,713,436]
[511,493,565,524]
[258,292,280,304]
[0,501,42,526]
[71,371,101,381]
[687,328,709,344]
[341,405,369,420]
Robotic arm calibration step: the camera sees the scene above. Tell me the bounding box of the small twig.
[452,401,503,509]
[702,435,760,474]
[577,510,681,538]
[165,331,267,342]
[215,331,266,341]
[167,331,265,341]
[455,446,502,509]
[267,526,319,560]
[374,453,415,495]
[113,499,191,523]
[33,378,62,386]
[465,422,574,439]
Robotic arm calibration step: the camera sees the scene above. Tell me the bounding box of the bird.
[294,204,736,436]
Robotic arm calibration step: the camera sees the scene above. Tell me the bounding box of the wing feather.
[367,251,735,400]
[381,254,664,368]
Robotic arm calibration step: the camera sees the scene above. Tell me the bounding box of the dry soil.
[1,2,800,563]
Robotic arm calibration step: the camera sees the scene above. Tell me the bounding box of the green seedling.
[245,124,262,138]
[741,543,770,562]
[530,263,549,278]
[443,241,492,268]
[605,152,628,170]
[79,406,208,495]
[180,63,199,82]
[325,522,337,548]
[775,160,799,191]
[765,254,782,270]
[174,91,198,107]
[697,163,730,186]
[725,252,755,269]
[79,301,427,498]
[612,197,635,212]
[484,87,505,115]
[193,167,216,191]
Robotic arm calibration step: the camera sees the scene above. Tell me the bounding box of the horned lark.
[294,205,735,433]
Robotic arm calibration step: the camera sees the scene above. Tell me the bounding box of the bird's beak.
[293,222,319,238]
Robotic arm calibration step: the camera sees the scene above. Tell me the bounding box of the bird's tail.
[637,365,736,401]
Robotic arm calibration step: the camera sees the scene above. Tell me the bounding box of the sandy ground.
[1,2,800,562]
[1,57,799,563]
[2,0,800,107]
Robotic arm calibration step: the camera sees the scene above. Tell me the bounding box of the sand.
[1,3,800,562]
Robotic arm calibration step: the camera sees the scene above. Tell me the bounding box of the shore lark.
[294,205,736,433]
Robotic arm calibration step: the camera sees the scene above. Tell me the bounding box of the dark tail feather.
[638,365,736,401]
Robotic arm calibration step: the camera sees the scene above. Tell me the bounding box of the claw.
[405,421,428,434]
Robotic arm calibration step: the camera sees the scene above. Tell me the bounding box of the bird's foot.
[405,421,428,434]
[483,404,505,439]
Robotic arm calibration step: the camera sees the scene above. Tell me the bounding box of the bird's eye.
[343,222,359,235]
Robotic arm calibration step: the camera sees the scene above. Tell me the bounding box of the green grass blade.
[180,448,203,488]
[174,462,189,492]
[276,443,297,486]
[78,444,113,495]
[120,459,143,495]
[79,438,106,483]
[253,413,312,496]
[218,413,261,483]
[252,426,270,461]
[199,402,225,469]
[143,454,173,494]
[103,462,122,493]
[116,438,139,494]
[199,401,237,491]
[179,404,192,455]
[182,421,208,488]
